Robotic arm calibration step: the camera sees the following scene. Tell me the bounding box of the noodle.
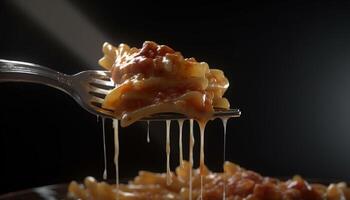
[98,41,230,127]
[68,41,350,200]
[68,161,350,200]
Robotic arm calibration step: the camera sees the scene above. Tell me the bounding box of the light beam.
[9,0,111,68]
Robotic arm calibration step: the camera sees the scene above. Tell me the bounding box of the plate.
[0,178,346,200]
[0,184,69,200]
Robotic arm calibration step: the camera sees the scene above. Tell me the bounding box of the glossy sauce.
[113,119,120,200]
[100,41,230,127]
[166,120,172,185]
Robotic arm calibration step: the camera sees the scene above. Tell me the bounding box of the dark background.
[1,0,350,195]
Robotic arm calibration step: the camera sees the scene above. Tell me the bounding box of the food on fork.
[99,41,230,127]
[68,161,350,200]
[68,41,235,200]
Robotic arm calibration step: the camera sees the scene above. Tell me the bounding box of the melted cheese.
[113,119,120,200]
[102,118,108,180]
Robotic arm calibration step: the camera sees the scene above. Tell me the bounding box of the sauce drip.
[189,119,194,200]
[221,117,229,200]
[166,120,172,185]
[113,119,120,200]
[102,118,107,180]
[199,121,207,200]
[177,119,184,166]
[146,120,150,143]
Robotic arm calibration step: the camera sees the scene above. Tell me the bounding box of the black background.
[1,0,350,195]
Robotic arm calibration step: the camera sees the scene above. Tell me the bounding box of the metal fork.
[0,59,241,120]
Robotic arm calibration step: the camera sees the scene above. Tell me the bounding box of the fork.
[0,59,241,120]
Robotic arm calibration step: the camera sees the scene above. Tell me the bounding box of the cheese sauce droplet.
[102,118,107,180]
[113,119,120,200]
[146,120,150,143]
[166,120,172,185]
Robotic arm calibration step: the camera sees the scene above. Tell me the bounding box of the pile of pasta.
[68,161,350,200]
[99,41,230,127]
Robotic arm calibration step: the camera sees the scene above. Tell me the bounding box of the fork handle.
[0,59,72,94]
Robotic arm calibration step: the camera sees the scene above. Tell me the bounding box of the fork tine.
[89,85,110,95]
[90,71,111,81]
[90,102,115,117]
[89,91,106,99]
[89,79,114,88]
[140,109,241,121]
[90,96,105,104]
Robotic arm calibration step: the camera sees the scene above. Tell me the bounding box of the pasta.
[68,161,350,200]
[91,41,232,200]
[68,41,350,200]
[98,41,230,127]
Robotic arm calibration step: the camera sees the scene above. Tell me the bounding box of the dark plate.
[0,184,69,200]
[0,178,347,200]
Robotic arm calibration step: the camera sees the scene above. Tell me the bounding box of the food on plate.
[68,161,350,200]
